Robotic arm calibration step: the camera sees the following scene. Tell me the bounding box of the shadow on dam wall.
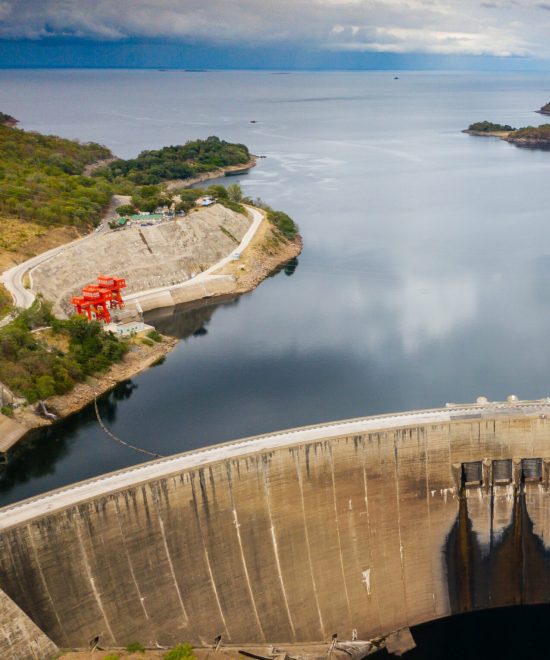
[446,481,550,614]
[3,406,550,652]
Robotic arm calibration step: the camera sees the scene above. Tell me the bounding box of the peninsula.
[462,120,516,138]
[464,104,550,149]
[0,118,301,444]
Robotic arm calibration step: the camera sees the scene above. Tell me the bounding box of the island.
[462,121,516,137]
[537,102,550,115]
[0,119,301,447]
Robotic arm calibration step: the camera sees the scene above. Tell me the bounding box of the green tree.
[115,204,135,216]
[206,184,228,199]
[164,644,197,660]
[35,375,56,399]
[267,210,299,241]
[227,183,243,203]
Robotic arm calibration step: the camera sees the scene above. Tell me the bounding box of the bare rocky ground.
[58,645,329,660]
[31,204,251,317]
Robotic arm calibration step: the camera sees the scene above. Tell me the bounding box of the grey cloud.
[0,0,547,57]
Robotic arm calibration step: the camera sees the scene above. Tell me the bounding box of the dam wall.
[1,401,550,649]
[0,588,58,659]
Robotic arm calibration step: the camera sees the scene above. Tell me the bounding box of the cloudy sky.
[2,0,550,68]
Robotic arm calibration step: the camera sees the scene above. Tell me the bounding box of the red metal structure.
[71,275,127,324]
[97,275,126,310]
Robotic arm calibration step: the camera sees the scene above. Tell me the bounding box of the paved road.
[0,204,263,315]
[0,399,547,529]
[0,195,132,313]
[124,205,264,304]
[1,234,89,310]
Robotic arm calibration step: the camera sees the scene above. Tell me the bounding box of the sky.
[1,0,550,69]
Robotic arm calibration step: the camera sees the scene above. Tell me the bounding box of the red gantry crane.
[71,275,127,324]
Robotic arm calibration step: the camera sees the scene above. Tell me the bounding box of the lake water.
[2,69,550,504]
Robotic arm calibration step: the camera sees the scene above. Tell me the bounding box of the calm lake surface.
[2,69,550,504]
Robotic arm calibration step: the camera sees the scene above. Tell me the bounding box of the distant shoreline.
[463,128,550,149]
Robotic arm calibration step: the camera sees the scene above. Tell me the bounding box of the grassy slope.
[0,124,115,269]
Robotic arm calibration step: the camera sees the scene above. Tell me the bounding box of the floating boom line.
[93,393,163,459]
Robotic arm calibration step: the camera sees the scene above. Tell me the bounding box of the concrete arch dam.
[1,400,550,653]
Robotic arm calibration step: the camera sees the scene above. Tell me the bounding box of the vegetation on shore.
[0,120,258,273]
[506,124,550,143]
[170,182,300,241]
[97,136,251,186]
[0,122,252,235]
[0,299,129,405]
[0,115,299,429]
[466,120,550,146]
[467,121,515,133]
[466,104,550,147]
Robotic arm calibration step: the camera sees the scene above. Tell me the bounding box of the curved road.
[0,194,131,316]
[0,204,264,319]
[124,205,264,305]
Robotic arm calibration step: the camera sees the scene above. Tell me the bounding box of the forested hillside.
[0,124,113,227]
[0,121,253,271]
[98,135,251,185]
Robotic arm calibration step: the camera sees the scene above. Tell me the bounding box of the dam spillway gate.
[447,456,550,613]
[1,400,550,656]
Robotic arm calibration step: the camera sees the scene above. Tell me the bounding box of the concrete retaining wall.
[0,403,550,649]
[0,588,58,659]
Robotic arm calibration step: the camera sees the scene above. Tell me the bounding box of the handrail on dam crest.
[1,396,550,529]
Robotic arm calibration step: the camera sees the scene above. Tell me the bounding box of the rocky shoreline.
[462,129,512,138]
[165,156,257,191]
[464,128,550,149]
[14,335,179,433]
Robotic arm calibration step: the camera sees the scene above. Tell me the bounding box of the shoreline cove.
[2,229,302,445]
